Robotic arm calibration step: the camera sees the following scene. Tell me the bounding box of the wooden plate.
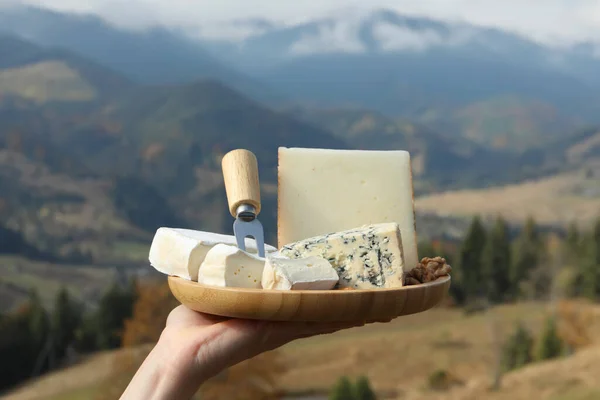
[168,276,451,322]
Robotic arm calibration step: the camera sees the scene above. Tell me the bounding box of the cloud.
[288,18,367,56]
[372,22,474,52]
[7,0,600,46]
[189,21,273,42]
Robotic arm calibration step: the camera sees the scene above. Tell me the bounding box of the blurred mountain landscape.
[0,4,598,301]
[0,3,599,399]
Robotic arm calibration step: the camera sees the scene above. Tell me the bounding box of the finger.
[257,320,366,347]
[166,305,231,328]
[293,326,352,339]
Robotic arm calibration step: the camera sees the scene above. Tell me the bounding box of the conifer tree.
[354,376,376,400]
[565,222,582,256]
[592,218,600,295]
[26,290,50,357]
[25,290,51,377]
[73,312,99,353]
[581,218,600,299]
[501,322,533,372]
[458,216,487,299]
[0,295,49,390]
[330,376,355,400]
[510,217,542,298]
[535,316,563,361]
[95,281,136,349]
[482,216,511,303]
[51,287,81,361]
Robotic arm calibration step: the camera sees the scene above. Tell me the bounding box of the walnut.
[405,256,452,285]
[405,276,422,286]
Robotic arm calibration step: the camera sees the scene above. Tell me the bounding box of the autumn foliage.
[557,299,596,350]
[122,281,178,347]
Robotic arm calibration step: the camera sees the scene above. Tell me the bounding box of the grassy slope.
[0,256,120,312]
[415,169,600,228]
[0,61,97,103]
[5,301,600,400]
[452,95,579,152]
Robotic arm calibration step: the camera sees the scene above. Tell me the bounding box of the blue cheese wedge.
[149,227,276,281]
[280,222,405,289]
[197,243,266,289]
[262,256,339,290]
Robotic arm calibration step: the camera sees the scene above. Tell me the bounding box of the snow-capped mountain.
[199,9,600,119]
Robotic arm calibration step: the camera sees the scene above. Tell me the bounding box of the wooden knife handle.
[221,149,261,217]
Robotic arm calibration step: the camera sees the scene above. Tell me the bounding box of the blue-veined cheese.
[280,222,405,289]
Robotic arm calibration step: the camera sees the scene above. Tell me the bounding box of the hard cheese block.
[198,244,266,289]
[149,227,276,281]
[280,222,406,289]
[262,256,339,290]
[278,147,419,270]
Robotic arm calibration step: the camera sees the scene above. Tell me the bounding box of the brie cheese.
[197,243,266,289]
[149,227,276,281]
[262,256,339,290]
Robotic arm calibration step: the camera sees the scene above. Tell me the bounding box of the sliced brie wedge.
[198,243,266,289]
[262,256,339,290]
[149,227,276,281]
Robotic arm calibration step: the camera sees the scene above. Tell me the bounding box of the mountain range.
[0,4,598,264]
[0,33,347,260]
[2,5,599,142]
[200,9,600,120]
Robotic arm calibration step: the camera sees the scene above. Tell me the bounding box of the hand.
[120,305,373,400]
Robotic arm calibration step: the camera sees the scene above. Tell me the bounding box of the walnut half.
[405,256,452,285]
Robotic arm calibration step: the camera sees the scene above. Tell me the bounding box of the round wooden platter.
[168,275,451,322]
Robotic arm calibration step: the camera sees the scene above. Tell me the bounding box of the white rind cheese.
[149,227,276,281]
[280,222,406,289]
[262,256,339,290]
[278,147,419,269]
[198,243,266,288]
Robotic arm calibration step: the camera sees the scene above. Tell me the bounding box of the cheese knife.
[221,149,266,257]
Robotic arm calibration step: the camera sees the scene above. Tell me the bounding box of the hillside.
[0,6,283,105]
[0,256,122,313]
[68,80,347,189]
[284,105,589,193]
[416,168,600,228]
[0,35,134,102]
[0,38,349,249]
[552,128,600,169]
[0,147,167,262]
[286,106,505,192]
[4,301,600,399]
[442,96,582,152]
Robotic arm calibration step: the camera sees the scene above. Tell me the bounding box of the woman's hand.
[120,305,372,400]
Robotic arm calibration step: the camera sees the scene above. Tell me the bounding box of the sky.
[5,0,600,45]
